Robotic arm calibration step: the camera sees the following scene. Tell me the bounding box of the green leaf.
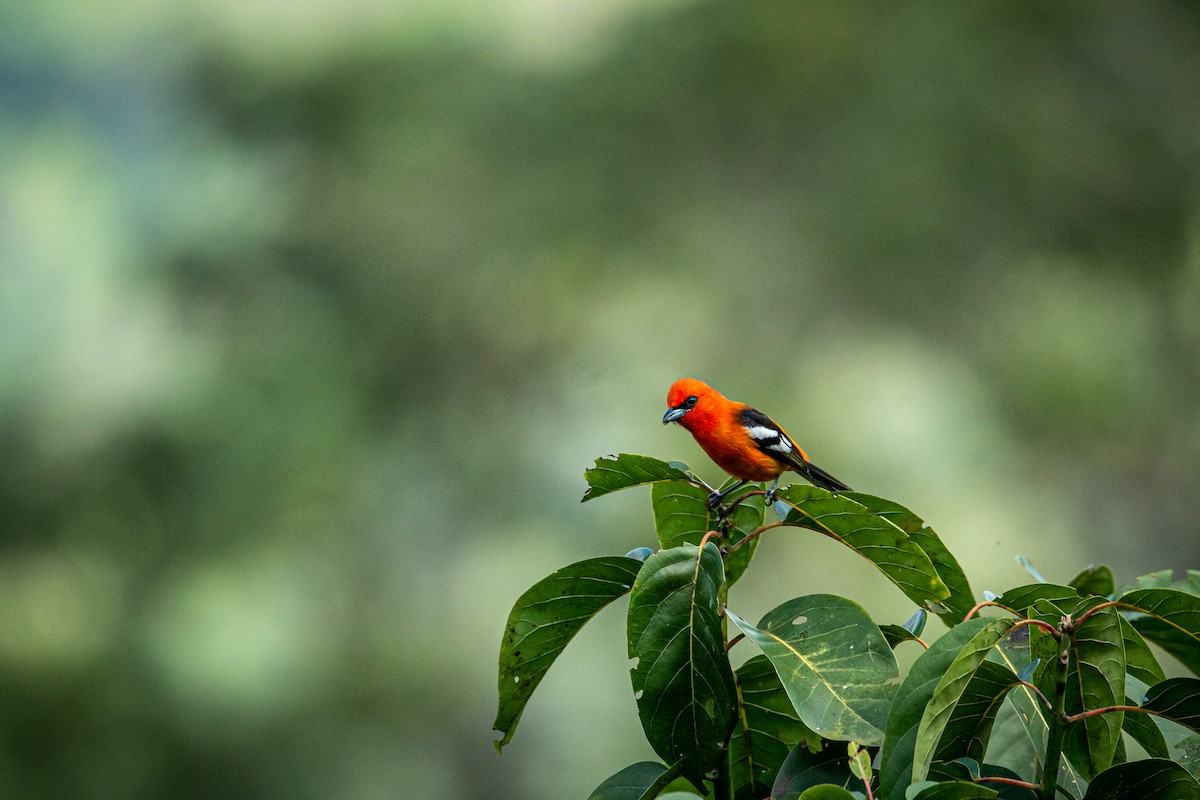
[848,741,871,782]
[1119,616,1165,685]
[586,762,669,800]
[1081,758,1200,799]
[881,624,925,650]
[907,781,999,800]
[729,655,819,800]
[773,745,855,800]
[842,492,975,624]
[879,618,994,800]
[651,479,762,587]
[929,762,1037,800]
[582,453,693,502]
[1177,733,1200,778]
[912,619,1016,783]
[773,486,951,619]
[727,595,899,746]
[1121,697,1169,758]
[798,786,859,800]
[934,660,1020,766]
[990,584,1080,617]
[1062,602,1125,779]
[627,543,737,786]
[1140,677,1200,735]
[494,555,642,751]
[1070,566,1115,598]
[1117,588,1200,676]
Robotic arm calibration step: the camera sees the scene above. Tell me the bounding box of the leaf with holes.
[582,453,694,502]
[651,479,762,587]
[1117,588,1200,676]
[728,655,820,800]
[727,594,899,746]
[627,543,737,786]
[842,492,975,624]
[773,486,951,620]
[494,555,642,751]
[912,619,1016,783]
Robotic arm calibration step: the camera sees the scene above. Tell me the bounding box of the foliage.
[496,454,1200,799]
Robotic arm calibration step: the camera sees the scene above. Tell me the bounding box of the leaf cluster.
[495,454,1200,800]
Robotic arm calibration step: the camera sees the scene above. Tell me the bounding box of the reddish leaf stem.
[1064,705,1144,724]
[1010,617,1062,639]
[961,599,1003,623]
[727,521,787,554]
[977,776,1039,791]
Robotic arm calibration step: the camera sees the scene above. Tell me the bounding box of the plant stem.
[1040,627,1072,800]
[712,748,732,800]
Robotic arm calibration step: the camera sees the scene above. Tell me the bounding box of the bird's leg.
[763,476,781,506]
[707,480,748,510]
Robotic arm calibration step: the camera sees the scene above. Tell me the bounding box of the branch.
[977,776,1039,791]
[1064,705,1144,724]
[727,522,786,554]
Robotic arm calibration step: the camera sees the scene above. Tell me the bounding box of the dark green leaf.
[582,453,693,502]
[1118,588,1200,676]
[913,619,1016,782]
[1177,733,1200,778]
[879,618,994,800]
[907,781,999,800]
[1119,616,1164,685]
[494,555,642,751]
[730,655,820,800]
[990,584,1080,617]
[774,486,951,619]
[1062,602,1125,779]
[628,543,737,786]
[881,624,924,650]
[651,479,762,587]
[772,745,854,800]
[934,660,1019,765]
[586,762,668,800]
[797,786,858,800]
[929,762,1037,800]
[1070,565,1115,598]
[1121,698,1169,758]
[1140,677,1200,735]
[843,492,975,624]
[728,595,899,746]
[1081,758,1200,799]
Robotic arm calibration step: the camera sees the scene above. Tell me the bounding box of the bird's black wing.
[738,407,851,492]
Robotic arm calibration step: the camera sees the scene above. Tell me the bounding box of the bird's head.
[662,378,719,427]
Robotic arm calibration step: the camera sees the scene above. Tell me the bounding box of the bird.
[662,377,850,507]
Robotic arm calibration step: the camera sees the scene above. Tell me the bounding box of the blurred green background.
[4,1,1200,797]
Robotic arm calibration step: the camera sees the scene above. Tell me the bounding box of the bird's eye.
[683,396,698,409]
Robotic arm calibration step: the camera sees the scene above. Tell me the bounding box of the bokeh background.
[4,1,1200,798]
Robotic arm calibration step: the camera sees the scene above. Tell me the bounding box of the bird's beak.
[662,407,687,424]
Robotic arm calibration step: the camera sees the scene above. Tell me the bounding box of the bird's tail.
[801,460,851,492]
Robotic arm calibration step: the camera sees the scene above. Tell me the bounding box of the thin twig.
[727,522,787,554]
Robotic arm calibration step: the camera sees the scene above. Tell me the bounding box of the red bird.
[662,377,850,507]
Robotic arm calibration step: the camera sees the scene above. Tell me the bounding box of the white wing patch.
[746,424,793,453]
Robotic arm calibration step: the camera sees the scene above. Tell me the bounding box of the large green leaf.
[842,492,975,624]
[627,543,737,786]
[1062,603,1125,779]
[586,762,669,800]
[1081,758,1200,799]
[1117,588,1200,676]
[1119,615,1165,685]
[728,595,899,746]
[990,584,1080,617]
[729,655,819,800]
[772,745,855,800]
[1121,697,1169,758]
[907,782,999,800]
[773,486,951,618]
[929,761,1037,799]
[933,660,1020,766]
[582,453,693,502]
[912,619,1016,783]
[1140,677,1200,735]
[652,479,762,587]
[1070,566,1115,598]
[797,786,858,800]
[879,618,994,800]
[494,555,642,751]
